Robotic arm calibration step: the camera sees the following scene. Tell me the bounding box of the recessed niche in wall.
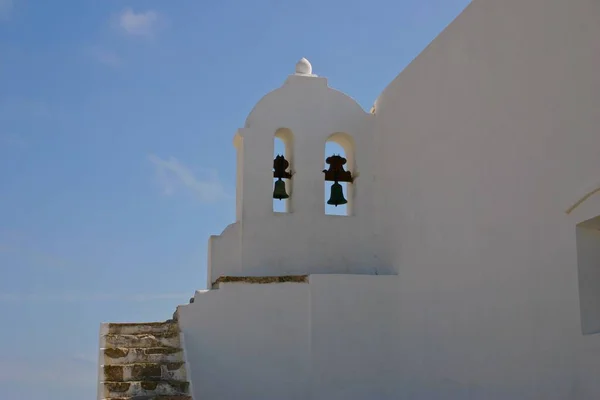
[577,214,600,335]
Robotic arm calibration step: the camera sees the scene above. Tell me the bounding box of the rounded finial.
[295,57,312,75]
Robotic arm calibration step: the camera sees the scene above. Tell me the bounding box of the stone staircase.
[99,320,192,400]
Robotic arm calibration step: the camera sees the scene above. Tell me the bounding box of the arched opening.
[273,128,294,213]
[577,215,600,335]
[324,132,355,216]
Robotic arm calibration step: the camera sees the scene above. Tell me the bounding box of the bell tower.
[206,59,388,286]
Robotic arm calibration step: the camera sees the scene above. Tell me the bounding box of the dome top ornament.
[295,57,314,76]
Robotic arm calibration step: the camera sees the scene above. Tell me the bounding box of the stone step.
[102,396,191,400]
[102,333,180,349]
[103,347,183,365]
[103,362,186,382]
[102,380,189,398]
[107,322,179,336]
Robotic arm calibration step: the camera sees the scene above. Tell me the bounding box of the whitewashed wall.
[374,0,600,398]
[178,275,399,400]
[192,1,600,398]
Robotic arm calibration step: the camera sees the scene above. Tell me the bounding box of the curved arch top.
[326,132,355,152]
[274,127,294,142]
[243,75,369,132]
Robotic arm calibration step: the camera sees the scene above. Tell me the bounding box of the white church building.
[98,1,600,399]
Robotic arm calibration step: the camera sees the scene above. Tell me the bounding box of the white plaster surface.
[185,0,600,398]
[373,0,600,397]
[178,275,399,400]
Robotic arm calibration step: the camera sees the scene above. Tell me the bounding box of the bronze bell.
[273,178,289,200]
[327,182,347,206]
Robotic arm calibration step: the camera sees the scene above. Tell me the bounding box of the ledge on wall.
[211,275,308,289]
[209,273,397,289]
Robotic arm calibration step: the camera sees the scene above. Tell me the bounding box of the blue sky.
[0,0,469,398]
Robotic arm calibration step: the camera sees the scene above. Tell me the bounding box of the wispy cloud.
[0,291,190,303]
[87,46,122,68]
[148,154,230,203]
[117,8,159,37]
[0,0,13,20]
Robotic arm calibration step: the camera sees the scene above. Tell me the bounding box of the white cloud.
[88,47,122,67]
[148,154,230,203]
[118,8,159,36]
[0,0,13,20]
